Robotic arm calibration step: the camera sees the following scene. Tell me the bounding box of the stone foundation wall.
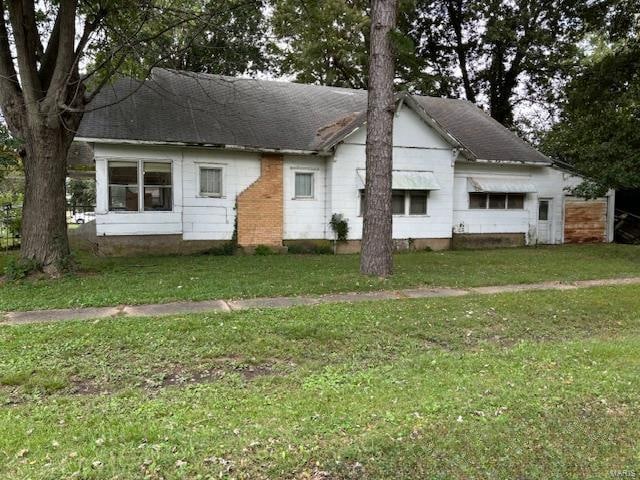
[451,233,525,250]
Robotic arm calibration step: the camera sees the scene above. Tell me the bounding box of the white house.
[73,69,614,255]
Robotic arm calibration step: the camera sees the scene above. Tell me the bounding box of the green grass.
[1,244,640,312]
[1,285,639,478]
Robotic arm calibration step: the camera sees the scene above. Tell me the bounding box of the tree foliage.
[411,0,601,127]
[67,178,96,207]
[94,0,268,79]
[0,124,20,180]
[270,0,614,130]
[542,39,640,191]
[269,0,432,92]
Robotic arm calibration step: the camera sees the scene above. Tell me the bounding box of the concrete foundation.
[69,222,231,256]
[451,233,525,250]
[73,223,525,256]
[287,238,452,254]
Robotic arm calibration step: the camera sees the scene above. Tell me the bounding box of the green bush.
[3,257,41,280]
[329,214,349,242]
[254,245,273,256]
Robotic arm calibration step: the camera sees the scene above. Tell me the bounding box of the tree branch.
[7,0,44,110]
[0,1,25,134]
[38,9,62,90]
[43,0,78,116]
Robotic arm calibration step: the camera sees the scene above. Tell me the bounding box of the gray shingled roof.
[411,96,550,164]
[77,68,550,164]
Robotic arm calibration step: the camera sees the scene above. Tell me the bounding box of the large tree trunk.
[20,125,72,275]
[360,0,397,277]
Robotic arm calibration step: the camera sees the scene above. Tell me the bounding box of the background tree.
[270,0,607,132]
[360,0,397,277]
[106,0,268,77]
[67,178,96,208]
[269,0,431,91]
[542,38,640,194]
[411,0,600,129]
[0,124,20,182]
[0,0,265,275]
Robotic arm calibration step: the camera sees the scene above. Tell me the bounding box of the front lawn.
[1,285,639,478]
[1,243,640,311]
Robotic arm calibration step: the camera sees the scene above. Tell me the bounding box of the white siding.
[91,102,614,245]
[94,144,261,239]
[283,156,328,239]
[94,144,183,236]
[181,149,260,240]
[329,107,455,240]
[452,161,610,244]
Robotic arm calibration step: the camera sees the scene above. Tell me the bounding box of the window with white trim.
[360,190,429,216]
[108,160,172,212]
[469,192,525,210]
[294,172,314,198]
[144,162,172,211]
[199,166,223,197]
[108,161,138,211]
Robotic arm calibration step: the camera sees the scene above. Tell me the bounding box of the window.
[108,160,173,212]
[469,192,487,209]
[294,172,314,198]
[108,161,139,211]
[199,167,223,197]
[392,191,406,214]
[469,192,525,210]
[489,193,507,209]
[507,193,525,209]
[359,190,429,216]
[144,162,172,211]
[409,192,428,215]
[539,200,549,220]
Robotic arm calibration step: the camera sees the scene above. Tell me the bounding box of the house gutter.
[75,137,333,157]
[465,158,553,167]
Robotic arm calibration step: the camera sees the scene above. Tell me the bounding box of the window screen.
[469,193,487,209]
[200,167,222,196]
[295,172,313,198]
[409,192,428,215]
[507,193,525,209]
[392,191,405,215]
[108,161,138,211]
[489,193,507,209]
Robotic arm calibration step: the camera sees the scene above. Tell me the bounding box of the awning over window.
[356,169,441,190]
[467,177,537,193]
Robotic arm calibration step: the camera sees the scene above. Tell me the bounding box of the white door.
[537,199,552,244]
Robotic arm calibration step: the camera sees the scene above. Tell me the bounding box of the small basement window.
[469,192,525,210]
[200,166,223,197]
[294,172,314,198]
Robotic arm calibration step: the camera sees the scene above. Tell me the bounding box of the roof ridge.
[152,67,368,95]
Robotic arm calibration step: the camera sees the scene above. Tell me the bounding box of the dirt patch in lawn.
[146,356,287,390]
